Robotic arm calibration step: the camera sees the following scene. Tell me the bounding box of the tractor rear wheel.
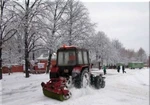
[94,75,105,89]
[74,69,89,88]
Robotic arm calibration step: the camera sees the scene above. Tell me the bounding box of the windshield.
[57,51,76,66]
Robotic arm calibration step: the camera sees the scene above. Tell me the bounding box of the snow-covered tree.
[39,0,69,73]
[2,35,23,66]
[137,48,147,63]
[119,48,129,65]
[12,0,45,78]
[111,39,123,63]
[89,31,112,66]
[0,0,18,79]
[60,0,95,46]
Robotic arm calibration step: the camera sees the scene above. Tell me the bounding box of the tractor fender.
[72,66,89,78]
[80,66,89,73]
[72,66,82,78]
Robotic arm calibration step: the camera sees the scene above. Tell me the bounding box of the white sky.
[81,1,149,55]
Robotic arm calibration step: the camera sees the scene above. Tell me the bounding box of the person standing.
[117,65,120,73]
[103,65,106,75]
[122,65,126,73]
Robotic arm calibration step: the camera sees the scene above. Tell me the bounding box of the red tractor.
[41,45,105,101]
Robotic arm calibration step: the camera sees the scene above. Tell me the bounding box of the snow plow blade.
[41,77,71,101]
[42,88,65,101]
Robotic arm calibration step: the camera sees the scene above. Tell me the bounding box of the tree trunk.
[0,46,2,80]
[98,62,101,70]
[46,51,52,74]
[24,1,30,78]
[18,45,22,63]
[32,52,35,60]
[68,2,73,46]
[98,55,101,70]
[0,0,3,79]
[0,22,2,79]
[25,38,29,77]
[32,36,35,60]
[24,19,29,77]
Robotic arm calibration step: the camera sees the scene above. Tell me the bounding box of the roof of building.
[37,53,56,60]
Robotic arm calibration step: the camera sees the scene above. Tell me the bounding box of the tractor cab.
[50,45,90,79]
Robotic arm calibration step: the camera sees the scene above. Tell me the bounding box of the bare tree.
[137,48,147,63]
[13,0,45,78]
[0,0,17,79]
[40,0,69,73]
[111,39,123,63]
[61,0,95,46]
[2,36,21,66]
[90,31,111,65]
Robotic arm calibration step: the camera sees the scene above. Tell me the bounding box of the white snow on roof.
[36,54,48,60]
[37,53,56,60]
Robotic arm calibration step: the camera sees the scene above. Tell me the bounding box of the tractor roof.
[58,45,88,51]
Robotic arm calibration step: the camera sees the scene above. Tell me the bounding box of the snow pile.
[1,68,149,105]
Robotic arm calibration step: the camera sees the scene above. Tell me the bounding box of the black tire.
[74,78,81,88]
[101,80,105,88]
[94,76,101,89]
[74,69,89,88]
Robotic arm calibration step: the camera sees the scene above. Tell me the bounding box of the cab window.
[78,51,83,64]
[83,51,88,64]
[58,51,76,66]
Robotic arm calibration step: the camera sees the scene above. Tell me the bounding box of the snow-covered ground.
[0,79,2,105]
[1,68,149,105]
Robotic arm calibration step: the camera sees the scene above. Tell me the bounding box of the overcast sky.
[81,2,149,55]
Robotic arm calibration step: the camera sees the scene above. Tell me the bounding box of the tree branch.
[13,1,25,11]
[3,29,17,43]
